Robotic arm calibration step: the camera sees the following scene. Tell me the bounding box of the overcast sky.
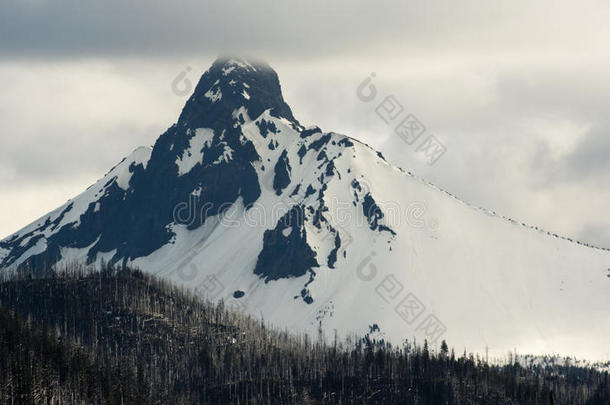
[1,0,609,248]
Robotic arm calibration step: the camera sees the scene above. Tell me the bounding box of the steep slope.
[1,57,609,360]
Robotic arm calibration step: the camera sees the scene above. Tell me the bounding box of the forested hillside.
[0,265,608,404]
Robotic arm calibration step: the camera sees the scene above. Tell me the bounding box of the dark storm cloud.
[0,0,540,60]
[0,0,419,59]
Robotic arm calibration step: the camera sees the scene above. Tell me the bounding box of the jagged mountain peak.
[178,56,297,129]
[210,56,271,75]
[2,58,609,360]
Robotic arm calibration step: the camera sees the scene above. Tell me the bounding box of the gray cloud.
[0,0,609,248]
[1,1,604,60]
[0,124,157,186]
[563,126,610,183]
[528,124,610,188]
[0,0,412,59]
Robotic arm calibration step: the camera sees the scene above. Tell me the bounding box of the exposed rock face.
[2,57,609,360]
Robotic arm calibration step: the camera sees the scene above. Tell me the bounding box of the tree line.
[0,263,608,404]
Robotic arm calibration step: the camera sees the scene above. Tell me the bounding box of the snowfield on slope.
[133,112,609,360]
[1,58,608,362]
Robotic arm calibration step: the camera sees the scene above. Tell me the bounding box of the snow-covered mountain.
[1,57,609,360]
